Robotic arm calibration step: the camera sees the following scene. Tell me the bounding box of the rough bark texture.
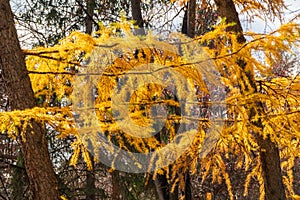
[214,0,286,199]
[214,0,246,43]
[0,1,59,199]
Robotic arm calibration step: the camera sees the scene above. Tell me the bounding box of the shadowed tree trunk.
[154,96,182,200]
[180,2,195,199]
[184,2,195,198]
[182,172,192,200]
[154,173,170,200]
[181,0,196,38]
[86,156,96,200]
[0,1,59,199]
[182,8,188,35]
[131,0,145,35]
[85,0,95,34]
[11,151,28,200]
[111,171,127,200]
[84,1,97,198]
[214,0,286,199]
[187,0,196,38]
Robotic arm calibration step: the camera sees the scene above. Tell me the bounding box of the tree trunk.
[187,0,196,38]
[131,0,145,35]
[0,1,60,199]
[86,155,96,200]
[181,8,188,35]
[153,96,182,200]
[85,0,95,34]
[154,174,169,200]
[183,172,192,200]
[180,4,194,198]
[111,171,123,200]
[11,151,29,200]
[214,0,246,43]
[181,0,196,38]
[255,124,286,200]
[214,0,286,199]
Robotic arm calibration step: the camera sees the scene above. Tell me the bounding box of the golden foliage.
[0,13,299,198]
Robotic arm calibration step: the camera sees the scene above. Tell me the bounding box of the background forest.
[0,0,300,199]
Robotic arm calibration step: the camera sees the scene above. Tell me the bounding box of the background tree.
[214,0,286,198]
[0,0,59,199]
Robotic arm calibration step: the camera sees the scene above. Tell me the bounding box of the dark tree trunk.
[184,2,195,197]
[153,96,183,200]
[131,0,145,35]
[154,174,169,200]
[214,0,245,43]
[180,3,195,198]
[11,151,29,200]
[85,0,95,34]
[0,1,59,199]
[187,0,196,38]
[84,0,97,196]
[181,0,196,38]
[181,8,188,35]
[214,0,286,199]
[111,171,123,200]
[255,124,286,200]
[183,172,192,200]
[86,155,96,200]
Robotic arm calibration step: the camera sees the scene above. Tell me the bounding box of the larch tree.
[0,0,299,199]
[214,0,286,199]
[0,0,59,199]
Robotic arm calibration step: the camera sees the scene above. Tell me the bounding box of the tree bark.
[85,0,95,34]
[131,0,145,35]
[187,0,196,38]
[214,0,246,43]
[111,171,123,200]
[11,151,29,200]
[181,8,188,35]
[180,5,194,196]
[0,1,60,199]
[86,155,96,200]
[154,174,169,200]
[181,0,196,38]
[183,172,192,200]
[214,0,286,199]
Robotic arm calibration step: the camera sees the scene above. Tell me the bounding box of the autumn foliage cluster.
[0,0,300,199]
